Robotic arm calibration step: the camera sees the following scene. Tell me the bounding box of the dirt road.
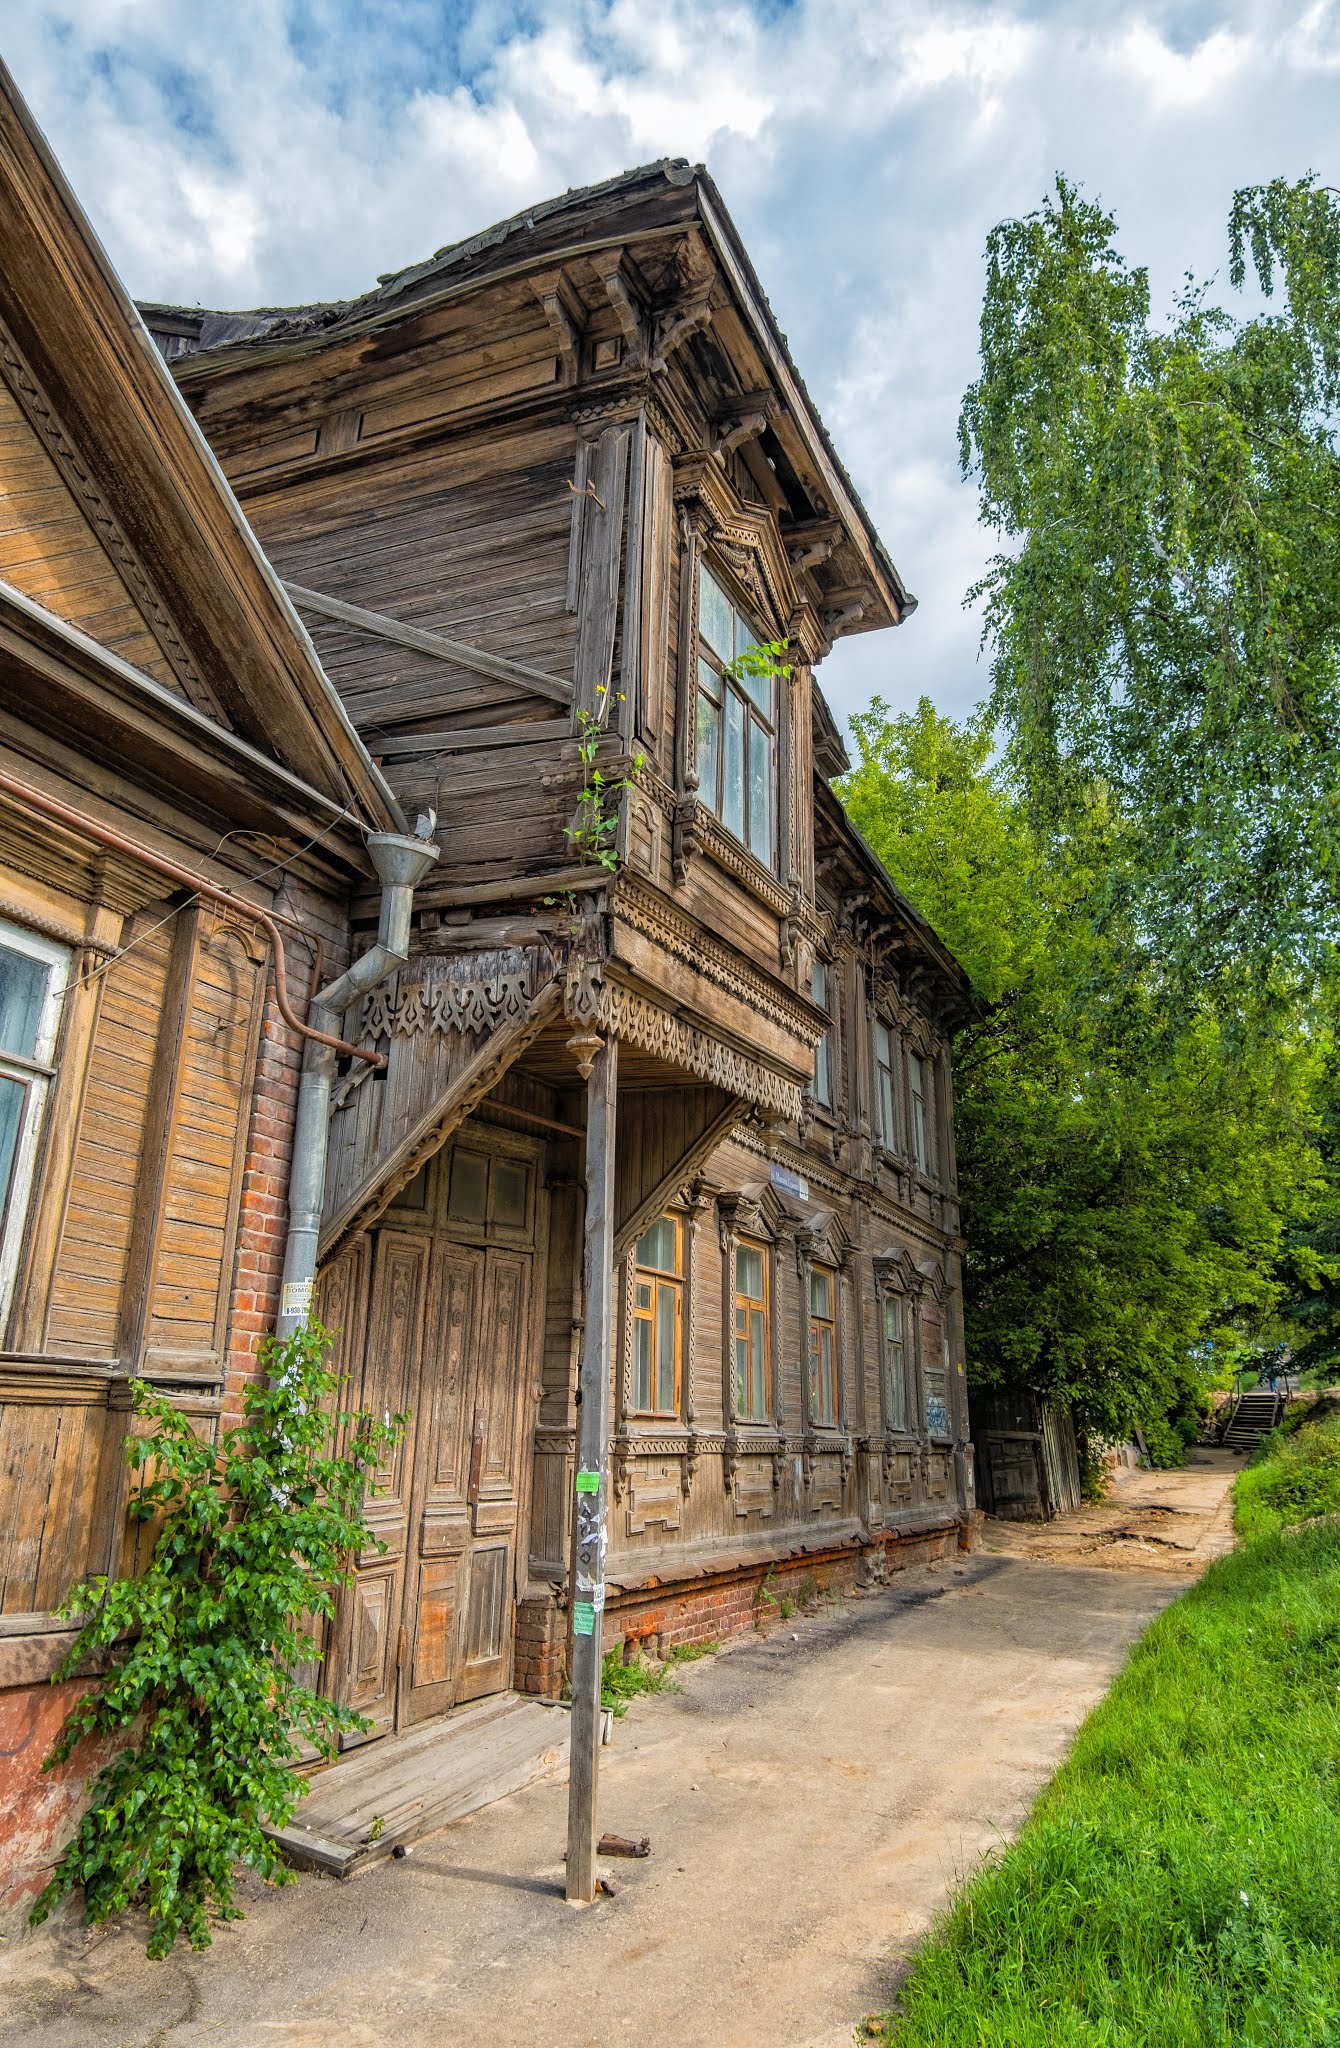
[0,1455,1237,2048]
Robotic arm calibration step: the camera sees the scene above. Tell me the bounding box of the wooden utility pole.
[565,1031,617,1903]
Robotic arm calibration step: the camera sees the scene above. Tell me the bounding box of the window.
[811,960,832,1109]
[808,1266,838,1425]
[733,1238,770,1421]
[874,1019,898,1149]
[631,1214,682,1417]
[908,1053,931,1175]
[882,1292,907,1432]
[447,1146,532,1234]
[0,923,68,1321]
[925,1327,951,1438]
[695,562,776,869]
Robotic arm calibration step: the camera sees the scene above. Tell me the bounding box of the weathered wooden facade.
[0,67,403,1917]
[144,161,978,1731]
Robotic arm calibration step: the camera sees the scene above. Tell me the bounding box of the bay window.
[695,562,776,870]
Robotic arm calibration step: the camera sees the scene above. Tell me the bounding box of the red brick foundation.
[515,1515,972,1699]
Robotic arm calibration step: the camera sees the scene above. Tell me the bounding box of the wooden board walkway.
[269,1693,570,1877]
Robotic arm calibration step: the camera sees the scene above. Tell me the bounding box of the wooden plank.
[571,423,631,718]
[374,717,569,759]
[285,582,573,707]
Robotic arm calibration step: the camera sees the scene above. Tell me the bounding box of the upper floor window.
[908,1053,931,1175]
[808,1266,838,1425]
[695,563,776,870]
[632,1213,682,1417]
[874,1019,898,1149]
[882,1292,907,1432]
[0,922,68,1321]
[811,960,832,1109]
[733,1237,771,1421]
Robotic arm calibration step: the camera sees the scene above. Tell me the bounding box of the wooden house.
[144,161,978,1736]
[0,66,405,1917]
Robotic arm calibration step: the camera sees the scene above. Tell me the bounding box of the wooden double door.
[319,1135,543,1741]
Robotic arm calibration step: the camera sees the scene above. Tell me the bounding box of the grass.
[877,1429,1340,2045]
[1235,1400,1340,1543]
[599,1639,718,1717]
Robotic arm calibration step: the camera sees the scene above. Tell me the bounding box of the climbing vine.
[30,1322,402,1958]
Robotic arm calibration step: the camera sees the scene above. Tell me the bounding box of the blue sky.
[8,2,1339,729]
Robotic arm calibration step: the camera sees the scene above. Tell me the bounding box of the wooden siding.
[0,375,177,690]
[44,911,174,1356]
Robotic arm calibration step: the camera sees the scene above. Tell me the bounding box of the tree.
[842,698,1323,1459]
[959,174,1340,994]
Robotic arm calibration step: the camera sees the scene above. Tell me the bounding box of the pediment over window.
[873,1245,921,1296]
[717,1178,786,1245]
[774,1190,851,1272]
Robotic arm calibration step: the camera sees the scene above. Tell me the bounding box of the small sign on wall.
[769,1162,809,1201]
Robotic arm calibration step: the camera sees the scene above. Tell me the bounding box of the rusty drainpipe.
[0,768,439,1346]
[274,820,438,1341]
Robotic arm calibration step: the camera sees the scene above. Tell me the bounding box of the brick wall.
[513,1514,972,1699]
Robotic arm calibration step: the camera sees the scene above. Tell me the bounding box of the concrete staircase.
[1221,1388,1282,1456]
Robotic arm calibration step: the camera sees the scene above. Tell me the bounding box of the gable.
[0,362,220,716]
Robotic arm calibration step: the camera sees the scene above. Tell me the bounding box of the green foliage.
[842,696,1321,1445]
[565,689,645,873]
[960,173,1340,992]
[878,1522,1340,2045]
[29,1323,401,1958]
[1235,1402,1340,1542]
[599,1639,717,1716]
[724,638,793,690]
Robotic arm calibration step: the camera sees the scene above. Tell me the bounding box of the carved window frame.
[624,1210,686,1422]
[674,510,796,911]
[717,1189,784,1439]
[873,1251,919,1440]
[0,919,69,1327]
[872,1010,900,1154]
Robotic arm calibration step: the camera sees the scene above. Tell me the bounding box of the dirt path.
[0,1457,1236,2048]
[982,1446,1239,1575]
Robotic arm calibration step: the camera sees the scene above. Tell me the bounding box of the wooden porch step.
[269,1692,569,1878]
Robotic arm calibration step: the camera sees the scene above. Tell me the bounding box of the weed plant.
[599,1640,718,1717]
[881,1518,1340,2042]
[1235,1404,1340,1542]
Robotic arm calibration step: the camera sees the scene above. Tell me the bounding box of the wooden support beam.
[284,582,573,708]
[566,1031,618,1905]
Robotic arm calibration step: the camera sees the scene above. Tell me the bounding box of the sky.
[6,1,1338,731]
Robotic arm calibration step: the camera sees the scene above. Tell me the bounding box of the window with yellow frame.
[631,1213,683,1417]
[734,1237,770,1422]
[807,1266,839,1426]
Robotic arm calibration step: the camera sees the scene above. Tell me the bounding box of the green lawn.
[879,1467,1340,2043]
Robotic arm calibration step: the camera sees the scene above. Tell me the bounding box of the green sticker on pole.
[575,1470,600,1494]
[573,1602,597,1636]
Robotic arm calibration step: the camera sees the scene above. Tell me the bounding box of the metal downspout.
[275,824,438,1341]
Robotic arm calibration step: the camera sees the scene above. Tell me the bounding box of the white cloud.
[4,0,1335,728]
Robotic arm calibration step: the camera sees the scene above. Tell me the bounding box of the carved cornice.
[672,799,794,917]
[595,979,803,1119]
[615,876,821,1045]
[0,312,219,717]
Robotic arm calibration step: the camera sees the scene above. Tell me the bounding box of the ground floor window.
[808,1266,838,1425]
[734,1238,770,1421]
[882,1292,907,1432]
[632,1213,683,1416]
[0,921,67,1319]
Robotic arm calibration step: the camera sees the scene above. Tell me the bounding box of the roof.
[142,160,916,629]
[0,60,403,838]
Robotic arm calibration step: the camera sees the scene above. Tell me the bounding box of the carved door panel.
[325,1229,428,1745]
[455,1249,533,1703]
[397,1245,535,1715]
[397,1242,483,1726]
